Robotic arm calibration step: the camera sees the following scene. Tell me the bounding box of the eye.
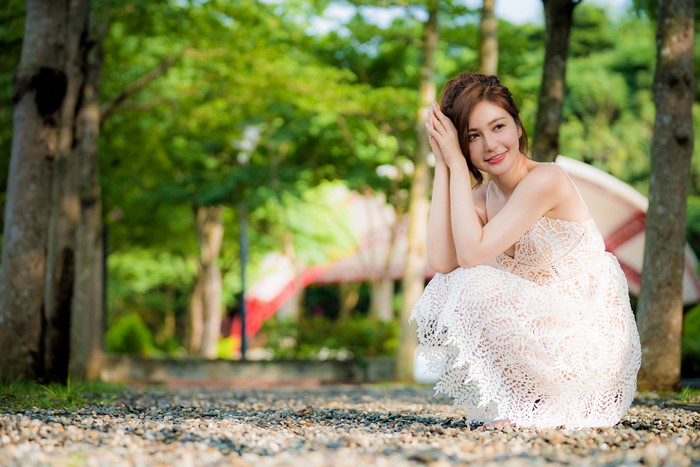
[468,133,478,141]
[494,123,505,131]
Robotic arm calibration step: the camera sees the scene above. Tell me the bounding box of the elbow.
[456,254,481,269]
[428,258,458,274]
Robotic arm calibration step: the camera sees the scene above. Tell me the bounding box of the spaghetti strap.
[557,163,587,205]
[410,195,641,428]
[485,180,493,206]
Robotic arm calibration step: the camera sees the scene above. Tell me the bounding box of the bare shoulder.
[528,161,566,179]
[523,162,589,219]
[522,162,569,192]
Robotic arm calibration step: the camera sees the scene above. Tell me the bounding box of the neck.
[491,154,533,197]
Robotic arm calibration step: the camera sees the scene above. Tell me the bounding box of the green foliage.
[682,305,700,377]
[105,313,155,355]
[560,8,657,192]
[4,0,700,360]
[217,336,237,360]
[0,380,124,411]
[261,315,399,360]
[0,0,24,226]
[680,386,700,404]
[106,249,193,353]
[686,196,700,256]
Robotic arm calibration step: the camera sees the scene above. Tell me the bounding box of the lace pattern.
[410,217,642,429]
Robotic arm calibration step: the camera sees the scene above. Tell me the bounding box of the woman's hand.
[426,106,446,168]
[425,102,468,170]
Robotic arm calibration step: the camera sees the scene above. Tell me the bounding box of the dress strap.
[559,165,586,205]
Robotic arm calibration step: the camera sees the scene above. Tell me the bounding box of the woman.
[410,72,641,429]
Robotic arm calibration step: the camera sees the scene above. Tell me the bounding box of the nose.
[481,133,497,152]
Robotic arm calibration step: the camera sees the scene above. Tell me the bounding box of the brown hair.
[439,72,528,186]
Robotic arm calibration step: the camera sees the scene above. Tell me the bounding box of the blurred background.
[0,0,698,385]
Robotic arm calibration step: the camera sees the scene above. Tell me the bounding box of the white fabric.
[410,216,642,429]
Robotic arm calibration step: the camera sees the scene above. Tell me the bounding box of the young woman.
[410,72,641,429]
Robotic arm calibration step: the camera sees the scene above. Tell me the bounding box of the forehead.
[468,100,510,127]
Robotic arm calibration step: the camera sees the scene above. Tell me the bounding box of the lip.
[486,152,507,164]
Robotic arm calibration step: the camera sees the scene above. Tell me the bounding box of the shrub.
[260,314,398,360]
[105,313,154,355]
[682,305,700,377]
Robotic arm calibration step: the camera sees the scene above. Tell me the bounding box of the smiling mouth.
[486,152,507,164]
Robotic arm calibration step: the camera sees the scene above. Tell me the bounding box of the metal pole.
[102,225,108,347]
[239,203,248,361]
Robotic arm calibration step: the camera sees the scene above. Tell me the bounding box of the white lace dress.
[410,215,642,429]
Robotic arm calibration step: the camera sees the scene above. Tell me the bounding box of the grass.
[679,386,700,404]
[0,379,125,411]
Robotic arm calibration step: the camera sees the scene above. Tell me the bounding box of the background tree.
[636,0,695,391]
[478,0,498,75]
[397,0,438,382]
[532,0,581,162]
[5,0,700,378]
[0,0,69,381]
[71,6,108,380]
[0,0,186,380]
[44,0,90,383]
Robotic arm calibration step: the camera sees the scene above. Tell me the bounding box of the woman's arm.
[426,162,459,273]
[427,103,561,267]
[448,164,559,267]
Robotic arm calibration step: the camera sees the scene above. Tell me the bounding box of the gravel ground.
[0,384,698,466]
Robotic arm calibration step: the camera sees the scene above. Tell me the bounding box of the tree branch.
[100,52,183,125]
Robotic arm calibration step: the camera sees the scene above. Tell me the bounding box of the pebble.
[0,385,698,466]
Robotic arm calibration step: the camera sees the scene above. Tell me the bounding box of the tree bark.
[636,0,695,391]
[70,8,107,381]
[532,0,580,162]
[478,0,498,76]
[188,273,204,354]
[338,282,360,321]
[44,0,90,384]
[369,278,394,321]
[276,229,303,321]
[0,0,68,381]
[193,206,224,359]
[396,0,437,382]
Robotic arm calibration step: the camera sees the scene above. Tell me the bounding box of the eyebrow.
[468,116,506,132]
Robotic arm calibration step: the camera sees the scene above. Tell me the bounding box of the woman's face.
[466,100,523,176]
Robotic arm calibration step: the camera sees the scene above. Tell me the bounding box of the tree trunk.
[44,0,90,383]
[193,206,224,359]
[636,0,695,391]
[188,272,204,354]
[369,278,394,321]
[478,0,498,76]
[276,229,303,321]
[396,0,437,382]
[0,0,68,381]
[277,289,304,321]
[338,282,360,321]
[369,201,398,322]
[70,8,107,381]
[532,0,580,162]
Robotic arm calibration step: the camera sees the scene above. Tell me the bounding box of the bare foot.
[481,418,515,430]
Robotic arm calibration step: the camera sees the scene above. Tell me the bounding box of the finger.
[432,104,454,132]
[426,126,440,146]
[426,109,437,130]
[426,114,442,136]
[429,110,448,134]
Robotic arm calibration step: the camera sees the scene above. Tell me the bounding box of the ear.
[517,124,523,139]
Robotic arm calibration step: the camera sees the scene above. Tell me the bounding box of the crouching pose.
[410,72,641,429]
